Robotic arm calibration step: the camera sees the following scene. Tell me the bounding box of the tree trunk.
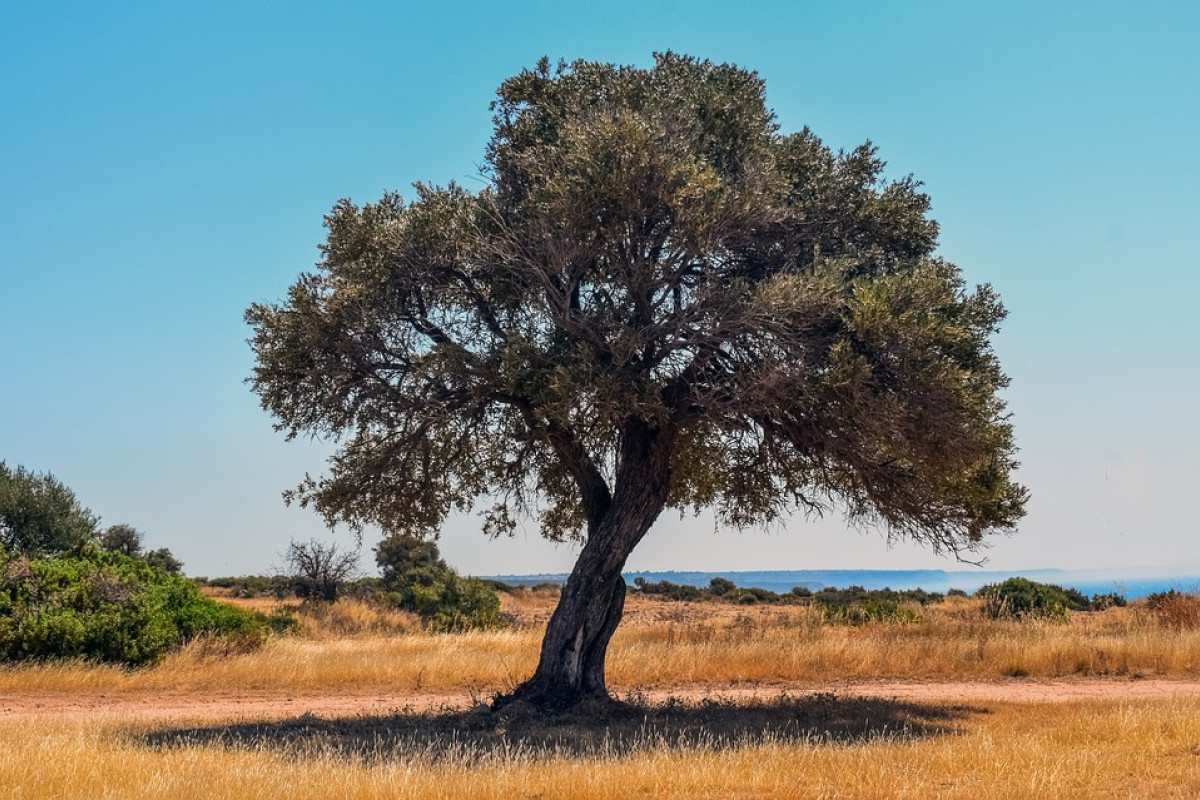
[502,422,672,711]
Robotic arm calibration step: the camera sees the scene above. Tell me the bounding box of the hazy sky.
[3,2,1198,578]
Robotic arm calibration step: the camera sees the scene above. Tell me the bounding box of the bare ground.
[4,677,1198,724]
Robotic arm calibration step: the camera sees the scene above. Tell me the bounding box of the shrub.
[812,585,943,609]
[708,577,737,596]
[1089,592,1126,611]
[976,577,1079,620]
[196,574,281,597]
[632,577,702,601]
[817,596,922,625]
[1144,590,1200,630]
[0,546,269,665]
[375,534,501,631]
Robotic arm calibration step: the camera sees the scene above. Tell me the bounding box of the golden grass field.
[3,591,1200,798]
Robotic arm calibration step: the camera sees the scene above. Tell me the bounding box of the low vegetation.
[4,582,1199,798]
[977,577,1127,620]
[375,534,501,632]
[0,546,268,666]
[3,588,1199,696]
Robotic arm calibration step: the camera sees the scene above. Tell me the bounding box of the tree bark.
[502,422,672,711]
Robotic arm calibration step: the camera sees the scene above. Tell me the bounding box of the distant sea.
[485,567,1200,600]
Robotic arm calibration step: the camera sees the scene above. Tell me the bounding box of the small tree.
[99,524,184,574]
[283,539,358,602]
[375,534,500,631]
[144,547,184,575]
[100,524,143,557]
[375,533,443,587]
[0,462,99,555]
[248,54,1027,709]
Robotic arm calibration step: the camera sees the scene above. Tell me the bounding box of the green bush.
[817,596,922,625]
[976,577,1077,620]
[0,546,269,665]
[632,577,703,601]
[375,534,501,631]
[1089,592,1126,611]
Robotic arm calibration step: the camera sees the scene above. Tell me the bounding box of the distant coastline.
[484,567,1200,600]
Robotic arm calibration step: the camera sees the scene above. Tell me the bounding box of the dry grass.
[3,698,1198,798]
[2,594,1198,696]
[5,593,1200,797]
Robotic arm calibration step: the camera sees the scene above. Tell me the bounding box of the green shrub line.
[0,545,270,666]
[631,576,945,612]
[630,575,1140,624]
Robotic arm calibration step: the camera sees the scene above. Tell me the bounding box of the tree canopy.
[0,462,99,555]
[247,53,1027,707]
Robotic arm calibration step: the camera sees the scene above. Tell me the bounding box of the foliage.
[246,52,1027,701]
[631,576,942,618]
[194,574,282,597]
[632,577,704,601]
[976,578,1128,619]
[0,546,268,665]
[375,534,442,586]
[819,596,922,625]
[99,524,143,556]
[98,524,184,575]
[246,52,1026,553]
[282,539,359,602]
[810,585,943,607]
[143,547,184,575]
[708,577,736,596]
[976,578,1078,620]
[0,462,99,555]
[375,534,501,631]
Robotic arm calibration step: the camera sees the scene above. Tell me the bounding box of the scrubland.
[3,591,1200,798]
[3,592,1198,695]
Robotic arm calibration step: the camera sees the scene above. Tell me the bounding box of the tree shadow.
[140,692,985,764]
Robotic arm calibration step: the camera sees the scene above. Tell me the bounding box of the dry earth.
[4,678,1198,724]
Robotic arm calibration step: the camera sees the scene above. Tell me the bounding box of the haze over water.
[490,567,1200,601]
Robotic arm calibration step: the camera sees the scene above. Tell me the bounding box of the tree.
[374,533,501,631]
[0,462,99,555]
[282,539,358,602]
[99,524,184,574]
[100,524,143,557]
[144,547,184,575]
[247,54,1027,710]
[375,533,444,587]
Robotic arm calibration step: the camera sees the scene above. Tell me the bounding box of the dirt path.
[4,678,1199,724]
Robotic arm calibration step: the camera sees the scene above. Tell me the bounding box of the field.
[3,591,1200,798]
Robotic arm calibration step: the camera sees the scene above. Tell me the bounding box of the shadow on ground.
[140,693,984,763]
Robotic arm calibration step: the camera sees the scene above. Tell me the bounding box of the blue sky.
[2,1,1198,578]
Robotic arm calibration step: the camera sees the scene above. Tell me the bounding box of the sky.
[2,1,1198,579]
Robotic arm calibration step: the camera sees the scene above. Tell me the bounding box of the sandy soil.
[4,678,1198,724]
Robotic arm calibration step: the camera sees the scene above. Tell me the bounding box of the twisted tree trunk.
[503,422,672,711]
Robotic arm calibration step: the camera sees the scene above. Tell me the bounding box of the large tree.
[247,54,1026,710]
